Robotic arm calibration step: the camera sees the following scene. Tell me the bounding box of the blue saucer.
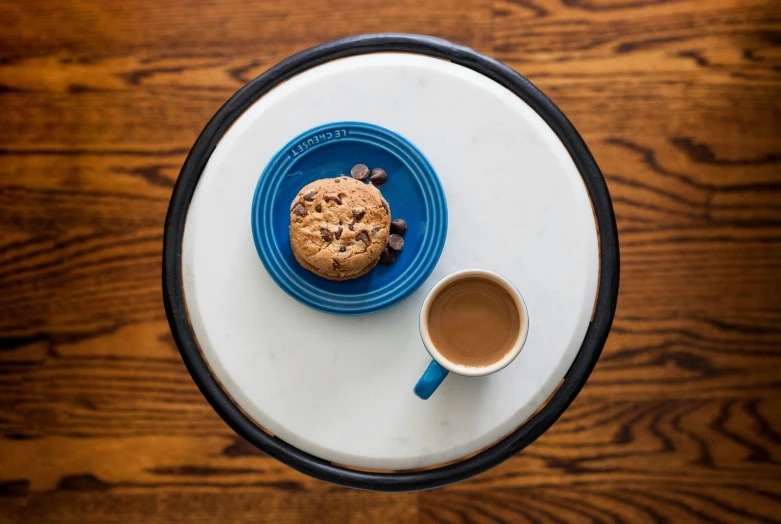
[251,122,448,315]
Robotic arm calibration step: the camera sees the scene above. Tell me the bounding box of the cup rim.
[419,269,529,376]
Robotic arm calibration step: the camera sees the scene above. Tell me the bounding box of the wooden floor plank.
[0,0,493,56]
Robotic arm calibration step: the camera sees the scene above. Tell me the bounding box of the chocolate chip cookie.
[290,176,391,280]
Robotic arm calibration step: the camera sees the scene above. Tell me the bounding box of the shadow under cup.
[414,269,530,399]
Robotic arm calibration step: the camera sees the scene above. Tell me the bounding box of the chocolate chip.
[303,191,317,201]
[351,164,370,181]
[379,246,396,265]
[324,195,342,205]
[369,168,387,185]
[390,218,407,236]
[340,246,346,252]
[381,200,389,214]
[348,222,355,231]
[335,226,343,240]
[320,229,331,242]
[352,208,365,222]
[334,178,340,183]
[291,200,301,212]
[332,259,340,269]
[371,226,381,235]
[356,231,370,244]
[292,205,307,217]
[388,234,404,251]
[315,204,321,212]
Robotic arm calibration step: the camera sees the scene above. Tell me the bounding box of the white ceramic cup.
[414,269,530,399]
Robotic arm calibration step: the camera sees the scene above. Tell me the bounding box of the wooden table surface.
[1,0,780,522]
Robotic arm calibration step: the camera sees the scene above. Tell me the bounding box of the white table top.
[182,53,599,470]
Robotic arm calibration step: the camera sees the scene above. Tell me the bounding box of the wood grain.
[1,0,780,522]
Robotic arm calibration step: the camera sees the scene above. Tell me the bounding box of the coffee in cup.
[414,269,529,399]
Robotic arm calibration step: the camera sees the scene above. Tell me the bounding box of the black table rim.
[162,33,620,492]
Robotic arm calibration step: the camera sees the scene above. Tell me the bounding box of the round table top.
[181,52,599,470]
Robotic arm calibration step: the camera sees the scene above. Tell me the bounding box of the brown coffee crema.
[427,276,521,367]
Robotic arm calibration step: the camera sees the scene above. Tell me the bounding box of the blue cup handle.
[414,360,449,399]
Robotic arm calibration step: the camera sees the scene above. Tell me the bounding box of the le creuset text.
[290,129,349,158]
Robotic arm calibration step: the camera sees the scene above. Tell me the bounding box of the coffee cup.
[414,269,529,399]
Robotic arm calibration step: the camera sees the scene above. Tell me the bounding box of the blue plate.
[251,121,448,315]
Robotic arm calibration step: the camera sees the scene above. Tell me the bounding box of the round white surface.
[182,53,599,470]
